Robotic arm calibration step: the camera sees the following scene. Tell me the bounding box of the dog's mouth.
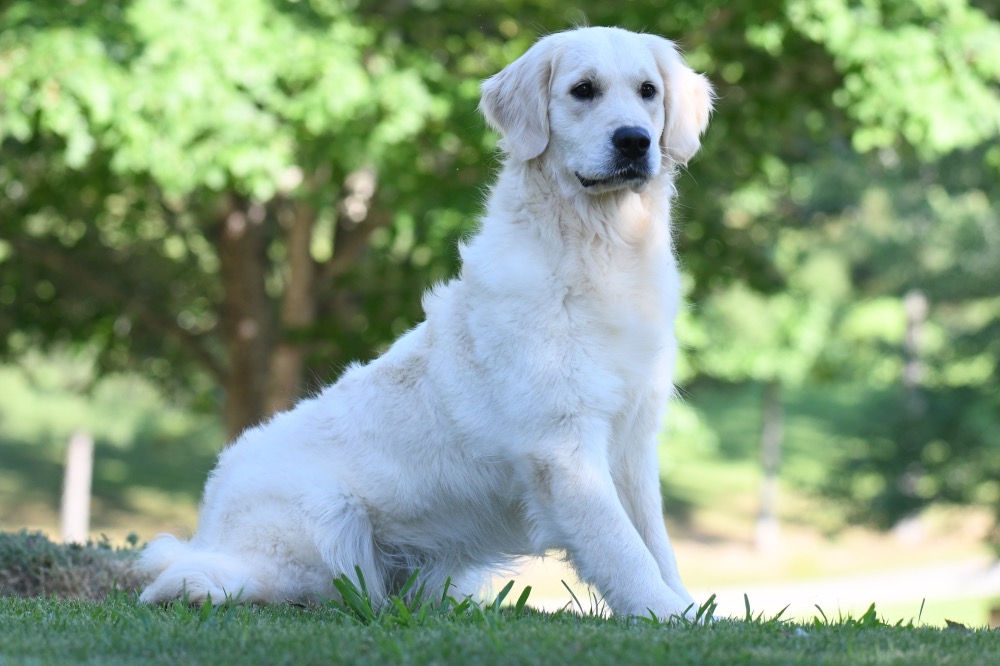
[575,166,650,189]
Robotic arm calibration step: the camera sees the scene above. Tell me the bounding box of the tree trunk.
[896,289,930,510]
[214,170,383,441]
[902,289,928,413]
[755,378,783,552]
[217,196,275,441]
[266,200,317,414]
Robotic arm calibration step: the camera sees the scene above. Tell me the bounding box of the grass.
[1,534,996,666]
[878,596,999,631]
[1,591,998,666]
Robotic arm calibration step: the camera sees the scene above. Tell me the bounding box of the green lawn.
[1,595,997,666]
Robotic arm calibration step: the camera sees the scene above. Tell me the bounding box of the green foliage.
[2,1,999,525]
[813,601,911,630]
[4,1,997,389]
[800,150,1000,538]
[823,387,1000,542]
[787,0,1000,157]
[682,282,837,385]
[0,0,434,199]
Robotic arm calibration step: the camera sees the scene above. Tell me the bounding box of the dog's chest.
[564,249,678,378]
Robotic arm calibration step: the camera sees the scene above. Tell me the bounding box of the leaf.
[513,586,532,615]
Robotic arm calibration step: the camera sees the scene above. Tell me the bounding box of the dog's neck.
[488,157,677,253]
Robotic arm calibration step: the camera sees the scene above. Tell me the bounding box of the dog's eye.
[640,82,657,99]
[571,81,596,100]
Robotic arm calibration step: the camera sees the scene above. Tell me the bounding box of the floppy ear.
[645,36,714,166]
[479,38,555,162]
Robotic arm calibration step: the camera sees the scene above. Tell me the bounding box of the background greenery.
[1,0,998,627]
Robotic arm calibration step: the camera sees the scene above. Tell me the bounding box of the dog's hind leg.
[404,562,493,605]
[311,494,389,607]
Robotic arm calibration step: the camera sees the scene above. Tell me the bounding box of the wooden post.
[897,289,928,508]
[60,431,94,544]
[755,379,783,552]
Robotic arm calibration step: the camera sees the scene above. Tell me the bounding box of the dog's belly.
[359,452,536,563]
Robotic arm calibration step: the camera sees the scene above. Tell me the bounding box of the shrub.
[0,530,142,599]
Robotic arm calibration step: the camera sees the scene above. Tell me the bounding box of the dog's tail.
[136,534,263,604]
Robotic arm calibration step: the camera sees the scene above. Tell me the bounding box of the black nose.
[612,127,651,160]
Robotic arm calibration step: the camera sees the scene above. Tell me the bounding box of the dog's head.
[480,27,714,194]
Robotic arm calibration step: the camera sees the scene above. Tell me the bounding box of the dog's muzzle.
[576,126,654,189]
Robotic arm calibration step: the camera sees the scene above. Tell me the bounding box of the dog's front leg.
[526,449,691,620]
[611,433,696,609]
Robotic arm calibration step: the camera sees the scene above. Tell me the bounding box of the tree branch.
[321,166,391,282]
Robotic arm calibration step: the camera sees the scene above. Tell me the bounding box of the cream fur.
[138,26,713,620]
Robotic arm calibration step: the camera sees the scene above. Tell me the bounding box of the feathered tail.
[136,534,263,604]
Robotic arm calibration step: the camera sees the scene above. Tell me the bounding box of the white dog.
[138,26,713,620]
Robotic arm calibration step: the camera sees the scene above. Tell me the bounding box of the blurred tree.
[0,0,453,437]
[680,243,849,550]
[2,0,998,453]
[812,152,1000,546]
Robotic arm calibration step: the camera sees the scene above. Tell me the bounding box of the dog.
[138,26,713,620]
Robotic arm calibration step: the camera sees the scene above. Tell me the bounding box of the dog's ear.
[645,36,714,167]
[479,38,554,162]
